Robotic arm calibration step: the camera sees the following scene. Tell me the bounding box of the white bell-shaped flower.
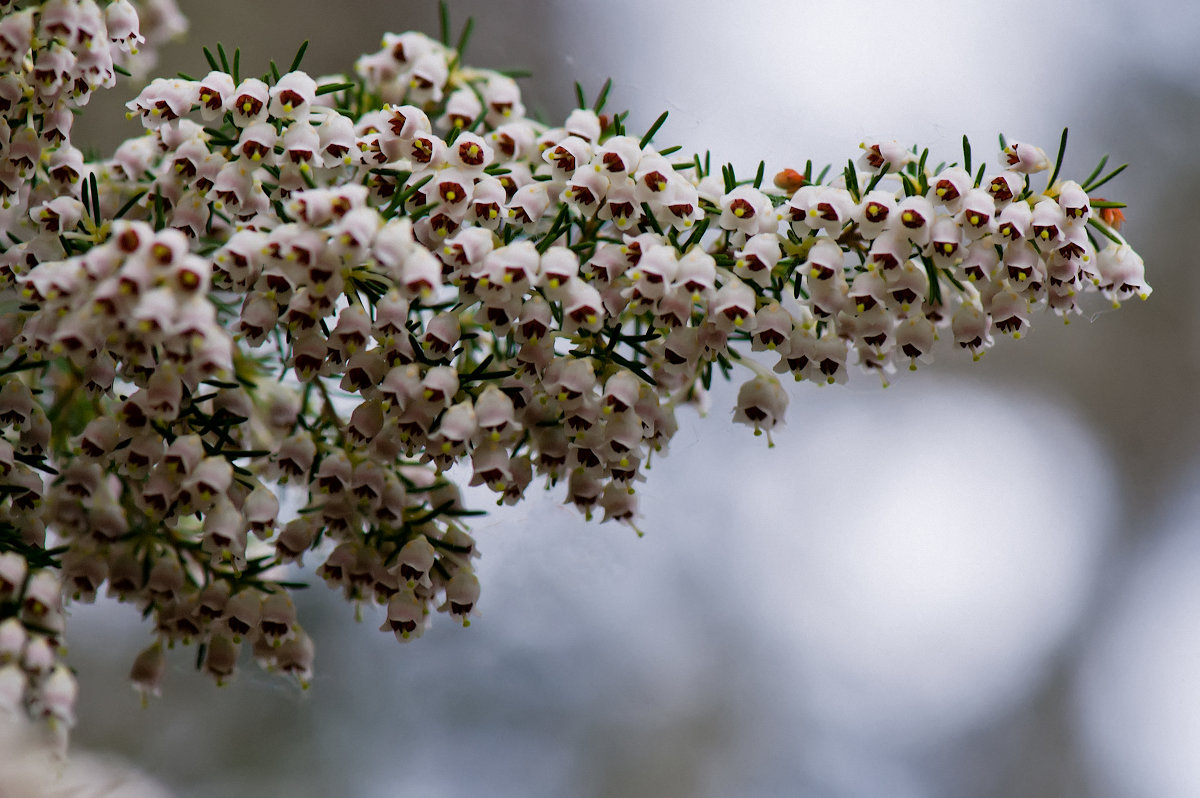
[1001,140,1050,173]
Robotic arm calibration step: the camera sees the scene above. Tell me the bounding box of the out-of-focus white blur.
[0,716,172,798]
[1076,470,1200,798]
[564,0,1111,176]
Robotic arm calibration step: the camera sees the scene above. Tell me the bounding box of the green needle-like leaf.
[639,111,669,149]
[593,77,612,113]
[1046,127,1069,189]
[289,40,309,72]
[1084,163,1128,194]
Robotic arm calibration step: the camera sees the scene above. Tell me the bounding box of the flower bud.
[129,643,166,700]
[35,665,77,727]
[381,589,426,642]
[204,634,240,685]
[442,570,480,626]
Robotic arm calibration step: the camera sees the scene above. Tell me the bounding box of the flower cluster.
[0,0,187,746]
[0,1,1148,745]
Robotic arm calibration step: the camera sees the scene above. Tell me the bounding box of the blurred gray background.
[66,1,1200,796]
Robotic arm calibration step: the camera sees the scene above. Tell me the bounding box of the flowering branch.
[0,0,1149,748]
